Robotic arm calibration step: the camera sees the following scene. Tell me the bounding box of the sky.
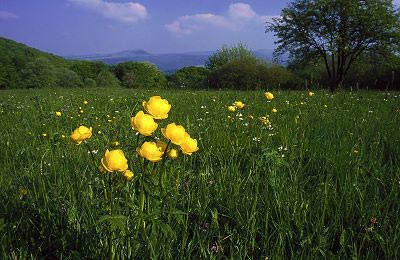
[0,0,288,55]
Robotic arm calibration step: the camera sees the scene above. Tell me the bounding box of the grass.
[0,87,399,259]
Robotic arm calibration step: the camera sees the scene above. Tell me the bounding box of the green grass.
[1,88,400,259]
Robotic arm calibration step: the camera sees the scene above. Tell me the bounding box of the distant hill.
[66,49,276,73]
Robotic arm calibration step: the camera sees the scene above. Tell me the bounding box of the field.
[1,88,400,259]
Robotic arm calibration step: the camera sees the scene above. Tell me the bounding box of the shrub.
[168,66,209,88]
[114,62,166,89]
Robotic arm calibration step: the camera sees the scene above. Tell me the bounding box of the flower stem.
[108,173,114,260]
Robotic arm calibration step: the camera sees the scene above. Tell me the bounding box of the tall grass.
[1,88,399,259]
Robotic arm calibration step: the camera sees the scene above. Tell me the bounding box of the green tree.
[208,58,269,90]
[114,62,166,89]
[21,57,56,88]
[266,0,400,90]
[168,66,209,88]
[55,68,83,88]
[206,43,255,70]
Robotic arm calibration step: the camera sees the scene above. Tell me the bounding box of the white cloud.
[0,10,18,20]
[69,0,147,23]
[165,2,277,35]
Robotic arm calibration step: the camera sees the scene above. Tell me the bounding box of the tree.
[206,43,255,70]
[113,62,166,89]
[266,0,400,90]
[208,58,269,90]
[168,66,209,88]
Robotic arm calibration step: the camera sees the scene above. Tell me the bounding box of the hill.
[0,37,119,89]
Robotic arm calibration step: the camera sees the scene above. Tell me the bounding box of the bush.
[206,43,255,70]
[55,68,83,88]
[207,58,269,90]
[114,62,166,89]
[168,66,209,88]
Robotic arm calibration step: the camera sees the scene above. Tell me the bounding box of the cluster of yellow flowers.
[227,100,245,112]
[69,96,199,182]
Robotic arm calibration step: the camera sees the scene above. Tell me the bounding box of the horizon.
[0,0,287,56]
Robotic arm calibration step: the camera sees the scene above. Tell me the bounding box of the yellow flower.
[101,149,128,172]
[111,141,120,147]
[156,140,168,153]
[143,96,171,119]
[83,100,89,105]
[260,116,269,125]
[55,111,62,117]
[130,111,158,136]
[228,106,236,112]
[42,133,47,137]
[234,101,245,109]
[123,170,134,181]
[308,91,314,97]
[264,92,274,101]
[79,110,84,114]
[19,187,28,196]
[180,135,199,155]
[167,149,179,159]
[161,123,187,145]
[137,141,163,162]
[272,108,278,113]
[70,126,92,145]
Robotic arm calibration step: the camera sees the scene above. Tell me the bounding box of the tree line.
[1,0,400,91]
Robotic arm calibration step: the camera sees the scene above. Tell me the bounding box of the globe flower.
[156,141,168,153]
[55,111,62,117]
[308,91,314,97]
[143,96,171,119]
[260,116,269,125]
[264,92,274,101]
[167,149,179,160]
[70,126,92,145]
[123,170,134,181]
[161,123,187,145]
[234,101,245,109]
[272,108,278,113]
[180,135,199,155]
[137,141,163,162]
[130,111,158,136]
[101,149,128,172]
[228,106,236,112]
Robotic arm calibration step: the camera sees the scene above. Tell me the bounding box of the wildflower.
[79,110,84,114]
[111,141,120,147]
[101,149,128,172]
[272,108,278,113]
[70,125,92,145]
[167,149,179,159]
[137,141,163,162]
[19,187,28,196]
[83,100,89,105]
[130,111,158,136]
[123,170,134,181]
[143,96,171,119]
[156,140,168,153]
[42,133,47,137]
[180,135,199,155]
[55,111,62,117]
[264,92,274,101]
[308,91,314,97]
[228,106,236,112]
[61,134,66,138]
[161,123,187,145]
[234,101,245,109]
[260,116,269,125]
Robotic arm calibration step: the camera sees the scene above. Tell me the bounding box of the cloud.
[69,0,147,23]
[165,3,277,35]
[0,10,18,20]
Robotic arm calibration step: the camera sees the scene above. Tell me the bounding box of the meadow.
[0,88,399,259]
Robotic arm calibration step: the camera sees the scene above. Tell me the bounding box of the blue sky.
[0,0,288,55]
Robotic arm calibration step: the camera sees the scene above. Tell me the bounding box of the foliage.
[205,43,255,70]
[267,0,400,90]
[113,62,167,89]
[0,37,120,89]
[167,66,209,88]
